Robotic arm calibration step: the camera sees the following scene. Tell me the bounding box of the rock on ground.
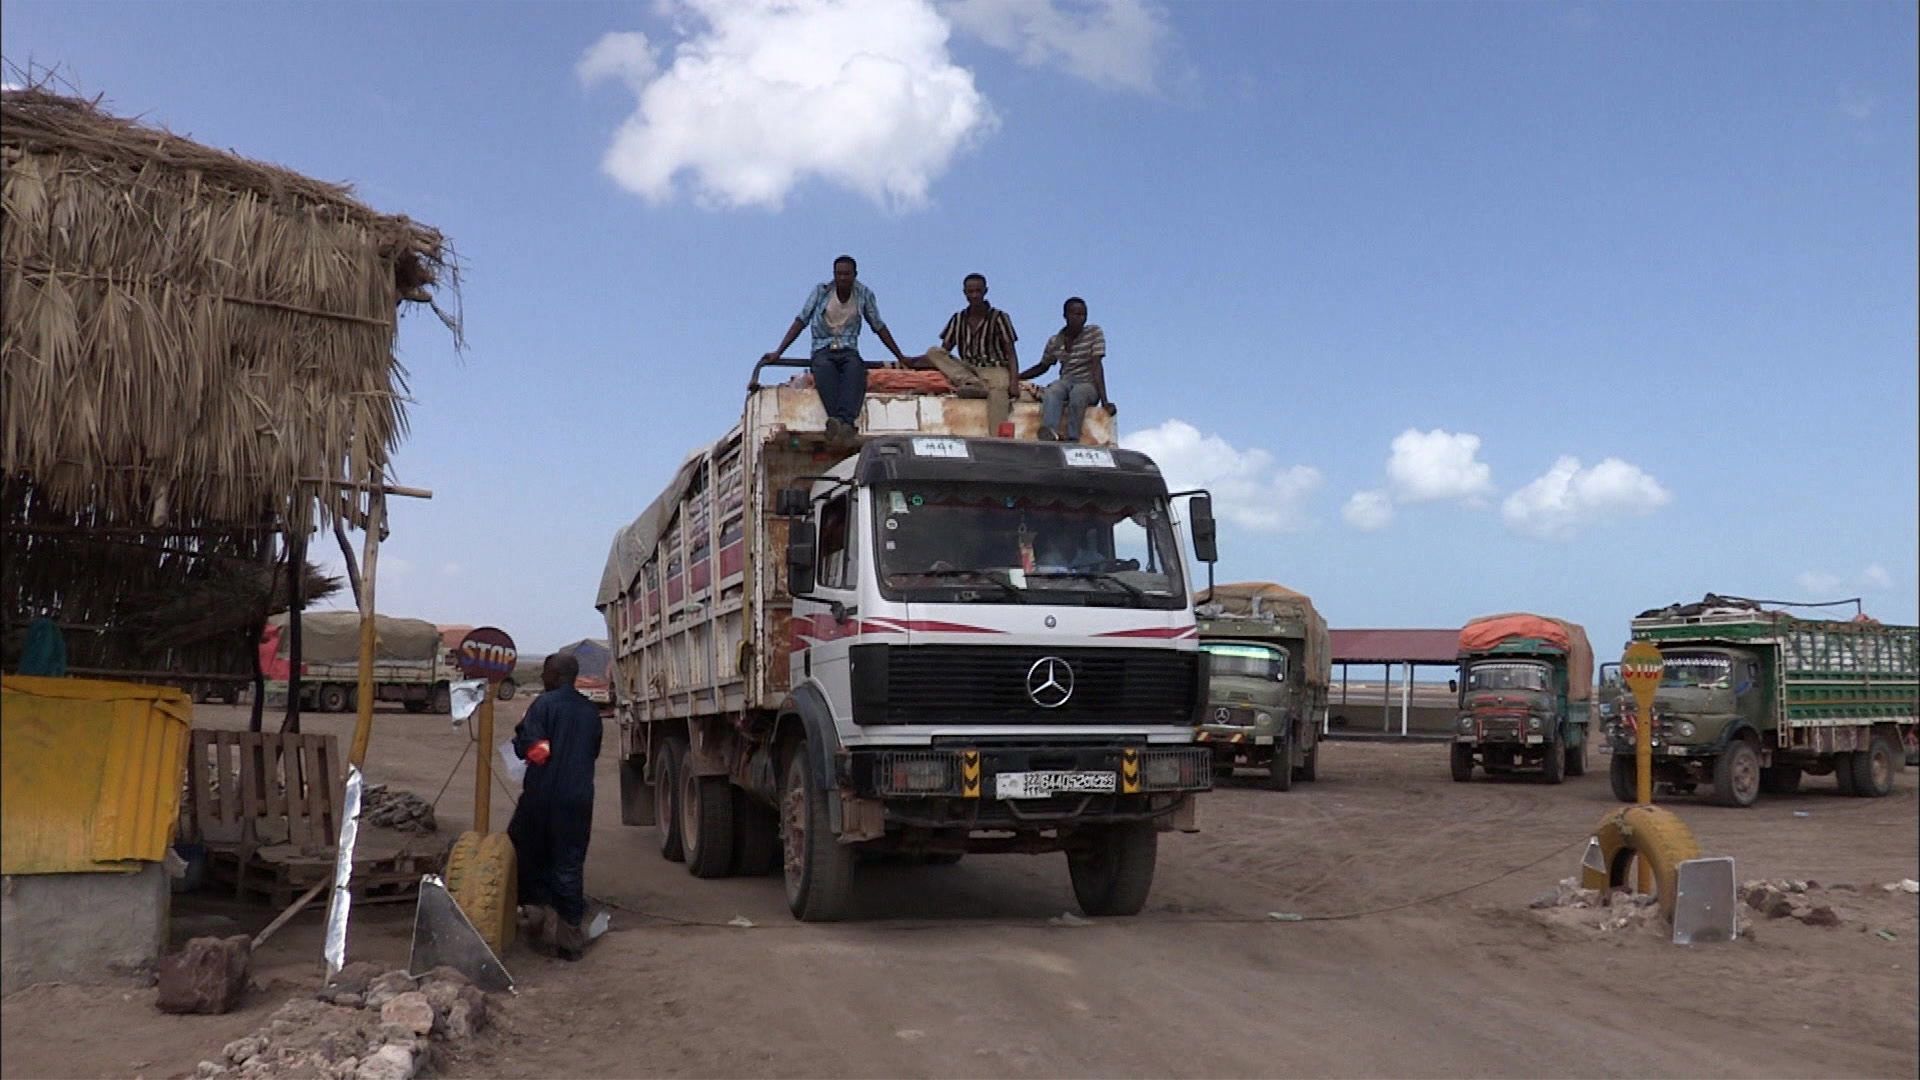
[156,935,253,1015]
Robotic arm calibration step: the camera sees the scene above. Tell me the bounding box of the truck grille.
[854,645,1202,726]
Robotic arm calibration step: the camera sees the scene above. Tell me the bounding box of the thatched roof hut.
[1,88,459,685]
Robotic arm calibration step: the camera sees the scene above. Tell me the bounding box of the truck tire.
[1712,738,1761,807]
[781,745,855,922]
[1540,735,1566,785]
[1609,753,1636,803]
[731,788,780,876]
[443,831,482,896]
[1450,743,1474,783]
[1848,735,1897,798]
[1834,756,1856,795]
[319,683,350,713]
[1581,805,1701,921]
[655,740,686,862]
[1760,764,1802,795]
[1067,823,1158,917]
[496,679,516,702]
[451,832,517,954]
[1565,736,1588,777]
[680,758,735,879]
[1267,736,1294,791]
[432,684,452,715]
[1297,743,1319,783]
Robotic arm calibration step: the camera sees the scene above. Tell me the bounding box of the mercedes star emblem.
[1214,706,1231,723]
[1026,656,1075,709]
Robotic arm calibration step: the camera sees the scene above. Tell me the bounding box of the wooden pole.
[281,530,306,735]
[347,491,384,768]
[474,689,495,835]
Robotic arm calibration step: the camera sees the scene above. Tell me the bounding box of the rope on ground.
[584,834,1589,932]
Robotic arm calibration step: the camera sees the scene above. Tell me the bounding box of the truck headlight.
[1676,721,1695,739]
[1528,716,1543,731]
[877,753,955,795]
[1459,716,1474,732]
[1253,712,1273,728]
[1143,750,1207,790]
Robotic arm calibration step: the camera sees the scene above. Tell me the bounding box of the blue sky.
[5,0,1915,655]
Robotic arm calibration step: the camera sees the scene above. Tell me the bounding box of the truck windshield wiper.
[895,568,1027,602]
[1027,569,1148,601]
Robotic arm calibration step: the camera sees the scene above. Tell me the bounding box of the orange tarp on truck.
[1459,614,1594,702]
[0,676,191,874]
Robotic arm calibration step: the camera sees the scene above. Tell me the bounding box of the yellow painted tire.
[442,830,483,897]
[1579,806,1701,920]
[452,832,518,953]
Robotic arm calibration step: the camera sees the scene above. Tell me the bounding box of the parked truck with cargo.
[1451,613,1593,783]
[1194,582,1329,790]
[596,361,1217,921]
[1606,596,1918,807]
[263,612,508,714]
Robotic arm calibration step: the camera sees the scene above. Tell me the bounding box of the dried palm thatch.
[1,86,458,682]
[1,86,459,525]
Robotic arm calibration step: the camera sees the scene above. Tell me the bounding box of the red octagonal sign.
[455,626,518,683]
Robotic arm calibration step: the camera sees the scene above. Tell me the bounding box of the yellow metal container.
[1,676,191,874]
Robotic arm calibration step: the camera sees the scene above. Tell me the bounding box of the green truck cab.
[1606,597,1918,807]
[1195,583,1330,791]
[1451,614,1592,784]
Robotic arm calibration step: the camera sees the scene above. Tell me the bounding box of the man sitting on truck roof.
[764,255,913,443]
[916,272,1020,433]
[1021,297,1113,443]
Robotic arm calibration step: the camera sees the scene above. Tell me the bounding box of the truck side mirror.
[1448,678,1458,693]
[787,521,818,596]
[776,488,812,517]
[1188,494,1218,564]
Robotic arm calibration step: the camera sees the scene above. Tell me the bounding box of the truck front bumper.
[847,744,1210,831]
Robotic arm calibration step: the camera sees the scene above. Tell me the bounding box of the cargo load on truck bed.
[1198,582,1330,687]
[267,611,440,664]
[1459,612,1593,700]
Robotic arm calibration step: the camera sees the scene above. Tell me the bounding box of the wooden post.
[474,690,495,835]
[281,531,306,735]
[347,491,384,769]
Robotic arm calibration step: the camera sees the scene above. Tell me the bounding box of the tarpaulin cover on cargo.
[1459,614,1594,701]
[1,676,191,874]
[1198,582,1331,687]
[266,611,440,664]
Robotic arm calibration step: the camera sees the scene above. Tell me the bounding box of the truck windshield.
[1201,642,1286,680]
[1467,662,1550,692]
[873,483,1186,608]
[1661,654,1732,689]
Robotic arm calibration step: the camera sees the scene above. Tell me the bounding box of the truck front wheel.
[1539,735,1566,785]
[1565,736,1588,777]
[1267,736,1294,791]
[1450,744,1474,783]
[1609,753,1636,803]
[781,747,855,922]
[1067,822,1158,917]
[1712,739,1761,807]
[655,740,685,862]
[1297,743,1319,783]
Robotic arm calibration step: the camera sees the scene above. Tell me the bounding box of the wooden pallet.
[179,730,346,899]
[205,842,439,909]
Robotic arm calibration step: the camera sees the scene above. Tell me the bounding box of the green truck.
[1606,597,1919,807]
[1452,614,1593,784]
[1194,583,1330,791]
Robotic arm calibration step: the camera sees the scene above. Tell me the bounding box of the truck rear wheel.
[432,684,452,715]
[782,747,855,922]
[1540,735,1566,785]
[1067,823,1158,917]
[318,683,350,713]
[1712,739,1761,807]
[655,740,685,862]
[1609,753,1636,802]
[1297,743,1319,783]
[1267,736,1294,791]
[680,753,734,878]
[731,788,780,876]
[495,679,516,702]
[1848,735,1897,798]
[1565,737,1588,777]
[1450,743,1474,783]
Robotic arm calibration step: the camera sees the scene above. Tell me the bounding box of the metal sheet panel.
[1672,855,1738,945]
[0,675,190,874]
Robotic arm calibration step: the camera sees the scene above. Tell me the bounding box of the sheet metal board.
[1672,855,1737,945]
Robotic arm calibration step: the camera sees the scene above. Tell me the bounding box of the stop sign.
[455,627,518,683]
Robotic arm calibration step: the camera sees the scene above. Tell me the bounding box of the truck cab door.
[796,490,861,721]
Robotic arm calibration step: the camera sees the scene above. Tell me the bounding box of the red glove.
[526,740,551,766]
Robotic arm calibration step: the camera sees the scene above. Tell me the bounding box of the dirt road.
[5,702,1915,1079]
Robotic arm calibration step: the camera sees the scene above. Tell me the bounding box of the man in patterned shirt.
[919,273,1019,433]
[765,255,913,442]
[1021,297,1113,442]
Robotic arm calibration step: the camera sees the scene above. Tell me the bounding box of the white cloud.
[581,1,996,210]
[1861,563,1893,590]
[1501,456,1671,540]
[440,562,465,578]
[1122,419,1321,533]
[1342,490,1393,531]
[1385,428,1494,504]
[943,0,1168,94]
[1797,570,1844,596]
[576,30,657,90]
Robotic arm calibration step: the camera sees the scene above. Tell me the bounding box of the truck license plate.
[995,771,1116,799]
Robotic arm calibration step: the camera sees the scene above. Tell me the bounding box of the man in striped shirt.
[918,272,1020,433]
[1022,297,1112,442]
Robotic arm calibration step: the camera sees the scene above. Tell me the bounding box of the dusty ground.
[4,700,1915,1079]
